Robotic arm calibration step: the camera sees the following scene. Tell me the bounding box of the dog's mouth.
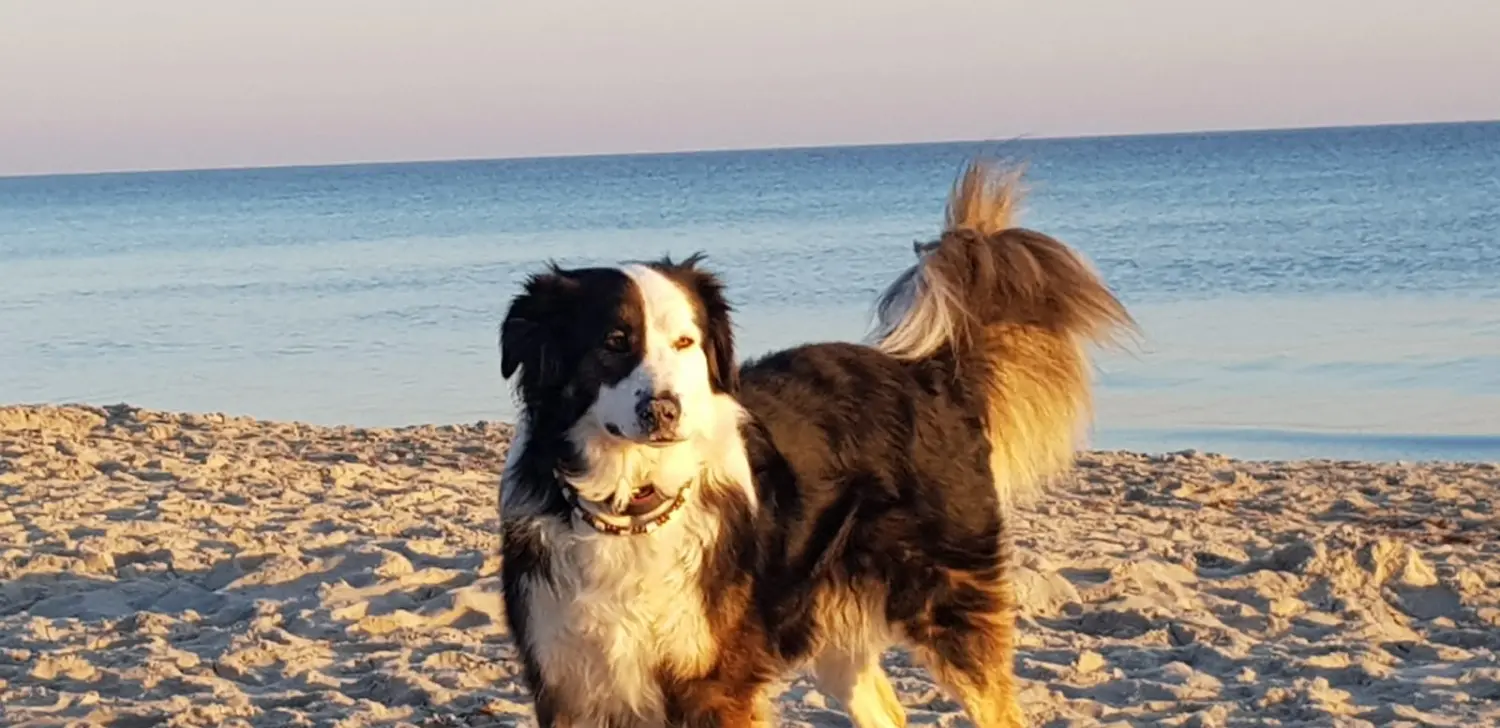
[604,424,685,448]
[622,484,670,516]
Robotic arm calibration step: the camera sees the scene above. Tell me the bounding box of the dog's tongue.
[622,486,668,517]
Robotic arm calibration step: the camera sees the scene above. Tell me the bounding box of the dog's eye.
[604,330,630,353]
[672,336,695,351]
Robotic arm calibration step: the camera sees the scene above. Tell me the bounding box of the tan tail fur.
[870,158,1136,506]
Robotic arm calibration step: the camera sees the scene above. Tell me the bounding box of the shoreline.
[12,400,1500,466]
[3,403,1498,727]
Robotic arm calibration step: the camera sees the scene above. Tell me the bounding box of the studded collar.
[558,481,692,536]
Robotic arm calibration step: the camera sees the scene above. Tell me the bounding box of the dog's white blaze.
[588,264,716,441]
[566,264,739,510]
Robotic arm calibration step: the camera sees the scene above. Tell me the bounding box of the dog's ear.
[678,254,738,394]
[500,268,579,384]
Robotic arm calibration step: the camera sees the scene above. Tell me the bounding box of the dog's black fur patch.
[733,341,1007,656]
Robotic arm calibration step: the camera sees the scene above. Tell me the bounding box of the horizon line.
[3,117,1496,182]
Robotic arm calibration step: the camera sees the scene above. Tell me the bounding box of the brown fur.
[658,486,780,728]
[910,569,1025,728]
[875,159,1136,505]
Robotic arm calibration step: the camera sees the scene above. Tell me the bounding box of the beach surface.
[2,404,1497,727]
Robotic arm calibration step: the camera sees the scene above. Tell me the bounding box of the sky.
[1,0,1498,177]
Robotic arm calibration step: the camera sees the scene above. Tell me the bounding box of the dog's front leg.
[671,681,774,728]
[681,700,762,728]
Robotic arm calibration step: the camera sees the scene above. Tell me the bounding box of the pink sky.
[2,0,1497,176]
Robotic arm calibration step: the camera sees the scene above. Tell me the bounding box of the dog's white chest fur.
[520,508,721,722]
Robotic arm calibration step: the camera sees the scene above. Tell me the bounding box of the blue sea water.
[3,122,1499,461]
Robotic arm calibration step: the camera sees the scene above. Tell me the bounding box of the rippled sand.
[2,404,1497,727]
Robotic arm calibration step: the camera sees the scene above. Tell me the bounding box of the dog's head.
[500,255,737,491]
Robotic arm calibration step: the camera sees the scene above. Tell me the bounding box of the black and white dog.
[496,160,1134,728]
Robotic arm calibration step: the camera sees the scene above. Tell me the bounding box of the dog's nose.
[636,392,681,435]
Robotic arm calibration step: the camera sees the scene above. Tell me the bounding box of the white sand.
[2,404,1497,727]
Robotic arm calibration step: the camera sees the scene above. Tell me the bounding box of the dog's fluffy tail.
[870,159,1135,506]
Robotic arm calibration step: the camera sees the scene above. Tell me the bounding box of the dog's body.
[497,161,1133,728]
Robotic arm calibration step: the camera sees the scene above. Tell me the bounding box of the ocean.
[3,122,1498,461]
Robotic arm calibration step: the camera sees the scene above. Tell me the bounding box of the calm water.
[3,122,1499,461]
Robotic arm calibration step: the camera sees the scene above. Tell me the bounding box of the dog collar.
[560,483,691,536]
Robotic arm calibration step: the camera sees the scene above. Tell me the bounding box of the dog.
[496,159,1134,728]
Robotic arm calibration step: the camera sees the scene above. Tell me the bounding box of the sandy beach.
[2,403,1497,727]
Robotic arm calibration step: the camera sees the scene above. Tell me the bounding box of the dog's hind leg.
[904,568,1026,728]
[812,647,906,728]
